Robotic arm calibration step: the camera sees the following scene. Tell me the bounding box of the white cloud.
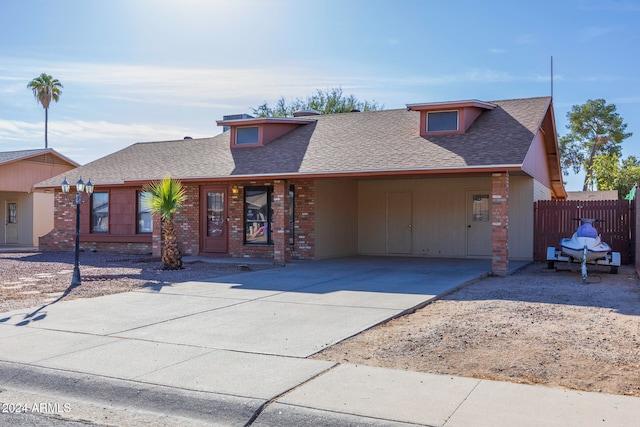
[0,118,213,164]
[579,26,618,42]
[489,48,506,54]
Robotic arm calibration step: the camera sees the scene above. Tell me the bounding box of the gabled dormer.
[406,100,496,137]
[216,116,316,148]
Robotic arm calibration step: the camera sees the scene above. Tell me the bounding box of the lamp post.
[61,177,94,286]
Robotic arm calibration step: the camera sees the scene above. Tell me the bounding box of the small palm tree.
[143,175,186,270]
[27,73,63,149]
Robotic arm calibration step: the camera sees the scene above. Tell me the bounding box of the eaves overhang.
[216,117,316,127]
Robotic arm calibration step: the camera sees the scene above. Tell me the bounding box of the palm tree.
[142,175,186,270]
[27,73,63,149]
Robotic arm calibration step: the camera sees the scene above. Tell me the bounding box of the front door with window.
[466,192,492,256]
[200,186,228,253]
[5,201,18,244]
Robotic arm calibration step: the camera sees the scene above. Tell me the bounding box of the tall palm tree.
[27,73,63,148]
[142,175,186,270]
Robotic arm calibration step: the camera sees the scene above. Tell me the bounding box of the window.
[244,187,273,244]
[137,191,153,234]
[91,192,109,233]
[7,202,16,224]
[427,111,458,132]
[236,126,259,145]
[472,195,490,222]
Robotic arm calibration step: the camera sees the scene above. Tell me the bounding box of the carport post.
[272,179,290,265]
[491,172,509,276]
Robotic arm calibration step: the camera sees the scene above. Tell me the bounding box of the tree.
[27,73,63,149]
[558,99,632,191]
[251,87,383,117]
[592,153,640,199]
[142,176,186,270]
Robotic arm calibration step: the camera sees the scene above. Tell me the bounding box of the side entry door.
[387,191,412,254]
[466,192,492,257]
[5,202,18,244]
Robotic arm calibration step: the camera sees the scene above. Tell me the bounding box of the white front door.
[387,191,412,254]
[466,192,491,256]
[5,201,18,244]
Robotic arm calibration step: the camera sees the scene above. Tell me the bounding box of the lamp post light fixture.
[61,177,94,286]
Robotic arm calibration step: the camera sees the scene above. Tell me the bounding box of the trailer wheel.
[547,261,555,270]
[610,266,618,274]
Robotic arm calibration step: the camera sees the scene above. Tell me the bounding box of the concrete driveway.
[0,256,522,425]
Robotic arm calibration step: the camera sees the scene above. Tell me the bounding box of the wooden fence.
[533,200,635,264]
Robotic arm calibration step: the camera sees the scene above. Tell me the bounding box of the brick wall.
[491,172,509,276]
[41,179,318,261]
[290,180,315,260]
[39,191,79,252]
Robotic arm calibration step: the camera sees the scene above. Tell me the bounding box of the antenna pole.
[550,56,554,99]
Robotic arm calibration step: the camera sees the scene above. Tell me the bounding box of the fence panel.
[533,200,634,264]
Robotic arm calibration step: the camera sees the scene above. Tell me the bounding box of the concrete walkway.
[0,257,638,426]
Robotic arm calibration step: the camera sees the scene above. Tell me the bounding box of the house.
[0,149,78,247]
[566,190,619,201]
[35,96,566,275]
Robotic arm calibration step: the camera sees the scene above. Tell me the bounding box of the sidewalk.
[0,257,638,426]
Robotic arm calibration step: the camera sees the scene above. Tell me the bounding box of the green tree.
[558,99,632,191]
[251,87,383,117]
[27,73,63,149]
[591,154,640,199]
[142,176,186,270]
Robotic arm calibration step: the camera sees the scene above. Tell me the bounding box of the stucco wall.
[358,175,535,260]
[314,179,358,259]
[32,192,54,246]
[0,191,37,246]
[508,175,534,260]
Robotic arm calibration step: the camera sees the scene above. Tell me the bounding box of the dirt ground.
[2,252,639,397]
[314,262,640,397]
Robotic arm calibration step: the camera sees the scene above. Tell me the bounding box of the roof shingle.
[36,96,552,187]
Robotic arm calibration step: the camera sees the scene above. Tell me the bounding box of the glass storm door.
[201,186,228,253]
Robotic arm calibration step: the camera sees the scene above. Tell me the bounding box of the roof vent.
[183,136,193,139]
[293,109,321,117]
[350,109,361,113]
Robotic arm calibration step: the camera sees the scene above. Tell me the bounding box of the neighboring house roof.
[35,97,563,196]
[566,191,619,201]
[0,148,79,167]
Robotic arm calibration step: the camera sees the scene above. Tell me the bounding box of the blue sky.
[1,0,638,191]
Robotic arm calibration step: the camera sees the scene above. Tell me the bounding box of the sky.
[1,0,638,191]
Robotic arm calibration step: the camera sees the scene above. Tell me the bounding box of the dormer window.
[217,116,316,148]
[407,100,496,137]
[427,111,458,132]
[236,126,259,145]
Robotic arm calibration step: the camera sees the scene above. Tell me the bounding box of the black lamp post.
[61,177,94,286]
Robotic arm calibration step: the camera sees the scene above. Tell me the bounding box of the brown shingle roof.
[0,148,79,167]
[36,96,552,187]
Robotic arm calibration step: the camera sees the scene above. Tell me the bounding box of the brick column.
[491,172,509,276]
[272,180,290,265]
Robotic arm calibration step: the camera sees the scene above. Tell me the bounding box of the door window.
[472,195,490,222]
[207,191,225,237]
[7,203,16,224]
